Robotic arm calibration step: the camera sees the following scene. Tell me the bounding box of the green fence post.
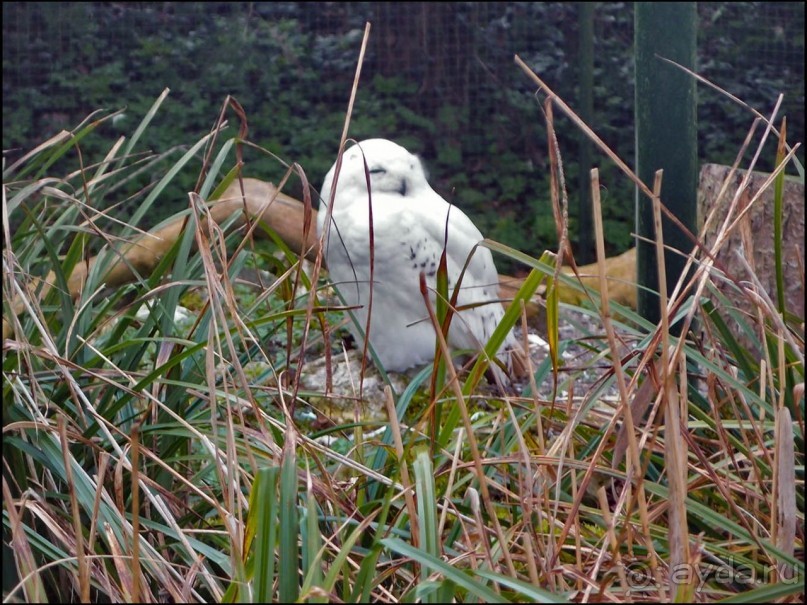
[635,2,698,328]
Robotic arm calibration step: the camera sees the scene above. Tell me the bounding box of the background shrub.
[3,2,804,269]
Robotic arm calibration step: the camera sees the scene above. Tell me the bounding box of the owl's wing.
[409,188,523,367]
[407,187,498,292]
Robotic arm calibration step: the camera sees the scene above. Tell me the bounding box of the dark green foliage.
[3,2,804,272]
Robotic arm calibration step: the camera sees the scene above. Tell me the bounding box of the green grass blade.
[251,466,280,603]
[119,88,171,161]
[413,448,454,604]
[301,487,326,602]
[381,537,506,603]
[278,440,300,602]
[475,569,570,602]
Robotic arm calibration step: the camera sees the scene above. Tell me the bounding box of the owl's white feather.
[317,138,519,379]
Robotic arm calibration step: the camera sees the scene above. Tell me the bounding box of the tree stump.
[697,163,804,321]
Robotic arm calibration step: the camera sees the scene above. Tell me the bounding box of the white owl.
[317,138,521,383]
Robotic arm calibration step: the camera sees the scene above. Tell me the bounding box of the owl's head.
[319,139,430,209]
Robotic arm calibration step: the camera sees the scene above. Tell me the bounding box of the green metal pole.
[635,2,698,328]
[578,1,595,264]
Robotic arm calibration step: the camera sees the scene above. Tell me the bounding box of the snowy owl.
[317,138,522,383]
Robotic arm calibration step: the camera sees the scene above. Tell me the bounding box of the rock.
[299,349,408,423]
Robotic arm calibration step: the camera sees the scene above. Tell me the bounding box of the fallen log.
[3,179,314,339]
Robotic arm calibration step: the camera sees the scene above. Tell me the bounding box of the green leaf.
[381,537,506,603]
[251,466,280,603]
[278,439,300,602]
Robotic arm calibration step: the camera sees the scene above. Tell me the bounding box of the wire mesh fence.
[3,2,803,257]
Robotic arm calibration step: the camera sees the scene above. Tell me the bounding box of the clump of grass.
[3,46,804,605]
